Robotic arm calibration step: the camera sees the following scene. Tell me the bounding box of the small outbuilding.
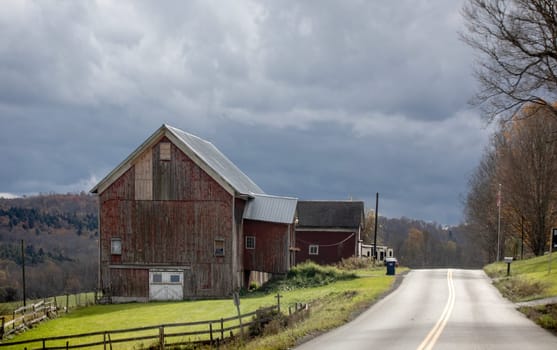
[295,200,365,265]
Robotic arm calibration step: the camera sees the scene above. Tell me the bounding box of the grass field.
[0,264,403,350]
[484,254,557,302]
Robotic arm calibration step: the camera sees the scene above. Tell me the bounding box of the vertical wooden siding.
[295,231,356,265]
[110,268,149,297]
[99,138,237,298]
[243,220,290,274]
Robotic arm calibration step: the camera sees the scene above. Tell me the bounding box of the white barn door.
[149,271,184,301]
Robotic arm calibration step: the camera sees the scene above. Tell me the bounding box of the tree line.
[463,105,557,261]
[361,213,483,268]
[460,0,557,262]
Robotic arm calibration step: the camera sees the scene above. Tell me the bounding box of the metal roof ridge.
[165,124,211,145]
[249,193,298,200]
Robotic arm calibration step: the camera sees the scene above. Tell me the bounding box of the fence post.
[65,294,69,313]
[1,316,5,339]
[220,318,224,340]
[107,333,113,350]
[159,326,165,350]
[42,338,46,349]
[103,332,107,350]
[209,322,213,344]
[275,293,282,313]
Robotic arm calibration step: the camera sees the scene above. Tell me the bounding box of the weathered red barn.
[91,124,297,301]
[295,201,364,265]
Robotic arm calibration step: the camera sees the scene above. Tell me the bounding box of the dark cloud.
[0,0,488,224]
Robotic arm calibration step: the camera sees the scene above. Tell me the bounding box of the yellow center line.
[417,269,455,350]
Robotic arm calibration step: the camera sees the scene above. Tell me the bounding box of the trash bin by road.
[386,258,396,275]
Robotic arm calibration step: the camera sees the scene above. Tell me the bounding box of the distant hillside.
[0,193,98,302]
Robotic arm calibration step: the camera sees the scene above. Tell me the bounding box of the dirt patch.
[519,304,557,334]
[493,276,548,302]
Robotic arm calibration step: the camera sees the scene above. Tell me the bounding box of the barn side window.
[309,244,319,255]
[245,236,255,249]
[111,238,122,255]
[214,239,225,256]
[170,274,181,283]
[160,142,171,161]
[152,273,162,283]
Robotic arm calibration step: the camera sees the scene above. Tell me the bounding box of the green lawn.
[484,255,557,334]
[1,266,402,350]
[484,254,557,301]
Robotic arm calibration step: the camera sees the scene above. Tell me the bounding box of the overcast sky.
[0,0,492,225]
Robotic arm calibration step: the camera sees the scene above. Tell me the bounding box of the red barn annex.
[295,201,364,265]
[91,124,297,301]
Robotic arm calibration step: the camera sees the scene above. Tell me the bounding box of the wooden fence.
[1,299,57,339]
[0,303,310,350]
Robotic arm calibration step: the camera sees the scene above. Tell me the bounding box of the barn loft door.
[135,150,153,200]
[149,270,184,301]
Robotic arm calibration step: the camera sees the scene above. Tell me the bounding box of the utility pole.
[21,239,26,307]
[497,184,501,262]
[373,192,379,265]
[521,216,524,260]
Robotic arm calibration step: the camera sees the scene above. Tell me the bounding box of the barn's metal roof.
[166,125,264,195]
[244,194,298,224]
[296,200,364,229]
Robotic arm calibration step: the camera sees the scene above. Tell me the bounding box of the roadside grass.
[485,255,557,334]
[518,304,557,334]
[484,255,557,302]
[222,269,400,350]
[1,262,404,350]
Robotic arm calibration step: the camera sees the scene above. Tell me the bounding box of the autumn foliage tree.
[464,143,500,261]
[497,105,557,255]
[465,104,557,259]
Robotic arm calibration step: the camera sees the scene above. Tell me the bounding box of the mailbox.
[504,256,513,276]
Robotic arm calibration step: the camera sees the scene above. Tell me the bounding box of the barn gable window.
[111,238,122,255]
[245,236,255,249]
[214,239,225,256]
[309,244,319,255]
[160,142,171,161]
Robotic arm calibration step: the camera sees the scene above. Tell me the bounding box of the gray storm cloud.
[0,0,488,224]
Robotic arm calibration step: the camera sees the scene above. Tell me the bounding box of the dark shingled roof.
[296,201,364,229]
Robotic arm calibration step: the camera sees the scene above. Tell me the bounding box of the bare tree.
[465,140,500,261]
[461,0,557,121]
[465,104,557,258]
[497,105,557,255]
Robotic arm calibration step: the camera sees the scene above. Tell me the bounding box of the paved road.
[295,269,557,349]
